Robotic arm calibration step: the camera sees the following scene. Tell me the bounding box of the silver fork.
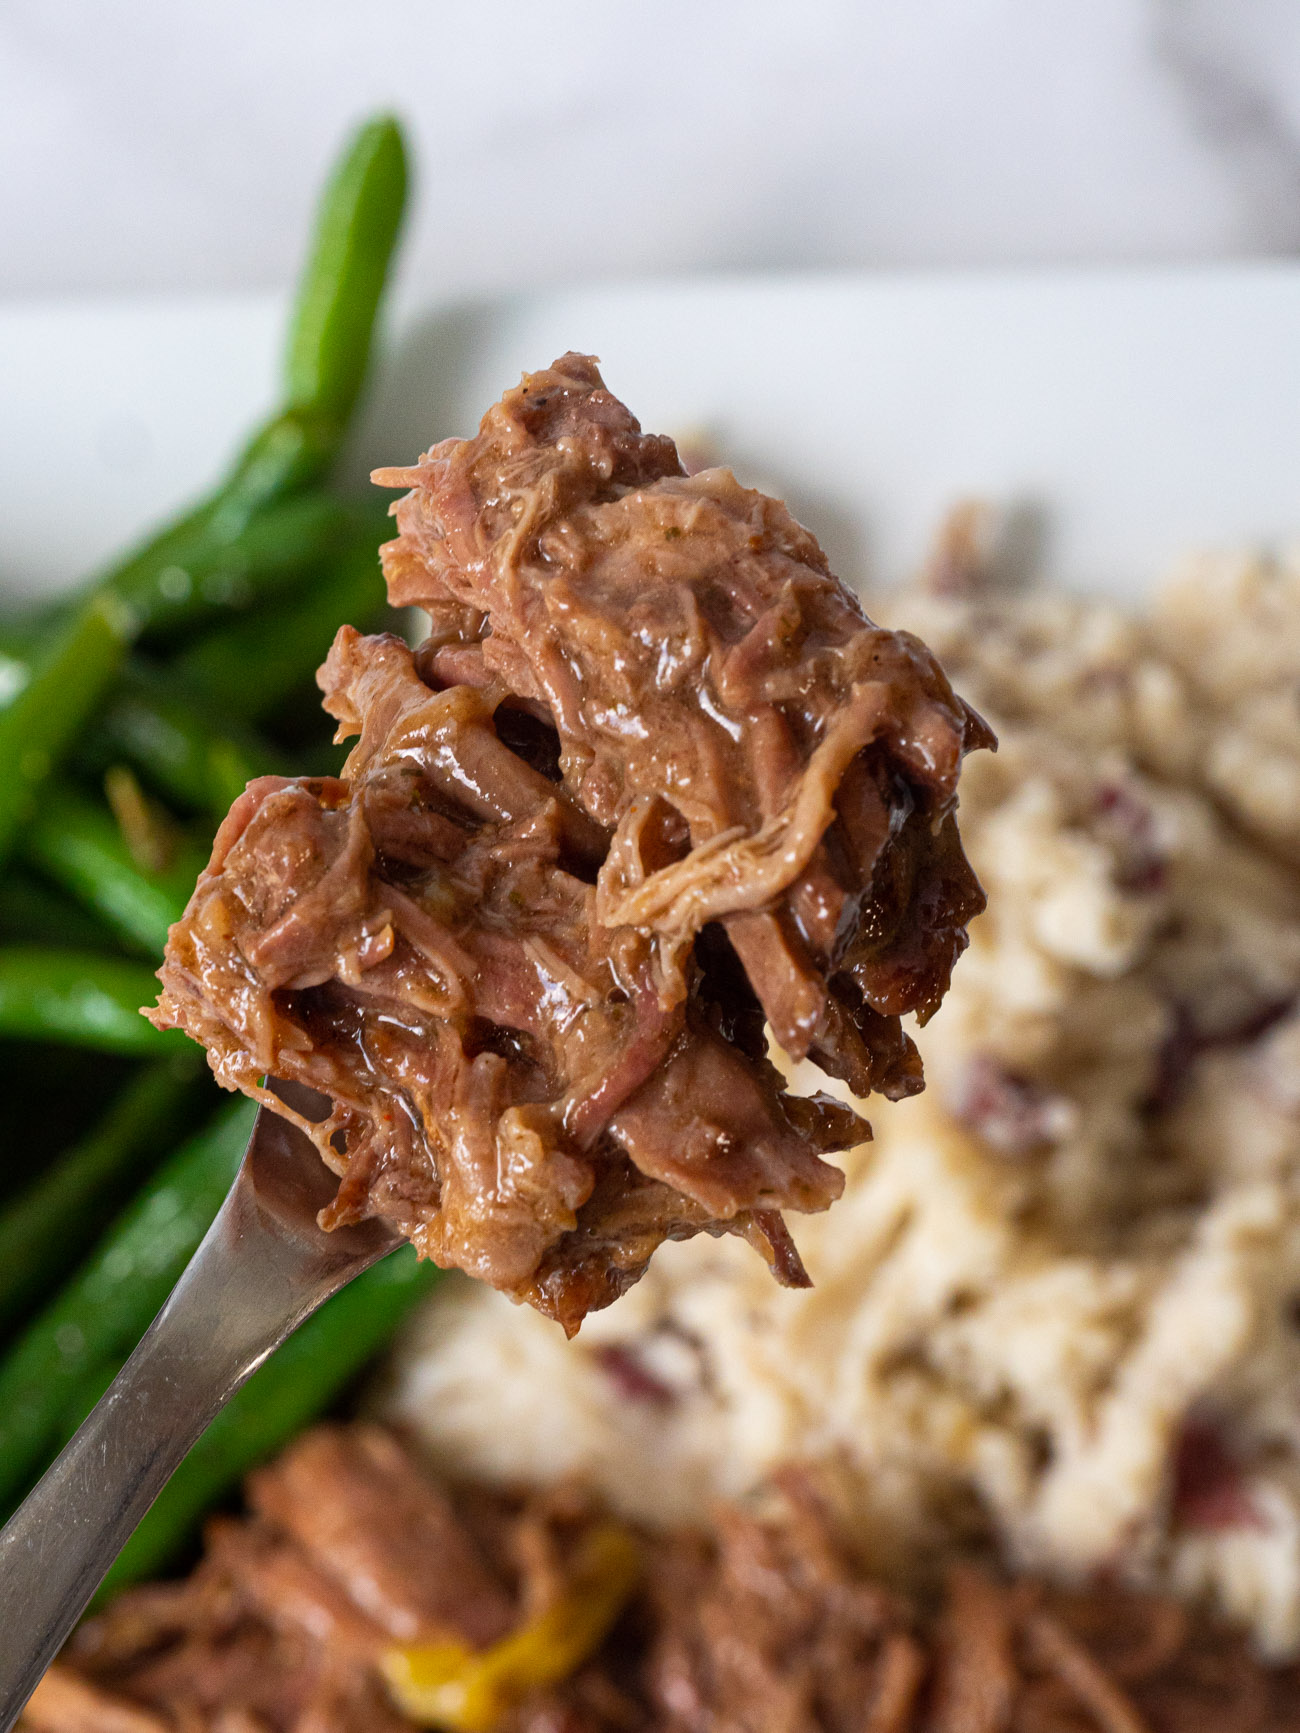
[0,1088,400,1733]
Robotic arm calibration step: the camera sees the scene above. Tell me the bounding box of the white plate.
[5,265,1300,604]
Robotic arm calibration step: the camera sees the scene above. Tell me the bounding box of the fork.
[0,1087,400,1732]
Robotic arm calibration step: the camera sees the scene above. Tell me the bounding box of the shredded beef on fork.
[149,354,992,1330]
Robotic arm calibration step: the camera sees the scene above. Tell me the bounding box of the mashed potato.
[381,527,1300,1658]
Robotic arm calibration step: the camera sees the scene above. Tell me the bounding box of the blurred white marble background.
[3,0,1300,299]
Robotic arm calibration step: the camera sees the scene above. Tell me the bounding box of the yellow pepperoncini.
[380,1523,641,1732]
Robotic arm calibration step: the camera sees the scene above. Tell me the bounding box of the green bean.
[0,487,341,717]
[0,1099,254,1509]
[175,518,392,722]
[284,114,410,429]
[6,493,349,657]
[0,640,36,710]
[106,115,407,559]
[0,873,120,952]
[0,609,45,658]
[0,111,414,1548]
[0,949,184,1054]
[87,672,280,818]
[0,1055,204,1333]
[0,497,342,858]
[0,1047,140,1194]
[86,498,393,814]
[129,493,351,646]
[84,519,390,816]
[24,786,207,957]
[180,113,408,522]
[0,115,409,863]
[100,1246,440,1595]
[0,594,136,867]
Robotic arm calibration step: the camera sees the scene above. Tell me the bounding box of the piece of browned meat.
[27,1425,637,1733]
[149,354,992,1330]
[27,1424,1300,1733]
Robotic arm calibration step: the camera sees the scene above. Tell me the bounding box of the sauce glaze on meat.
[149,355,992,1331]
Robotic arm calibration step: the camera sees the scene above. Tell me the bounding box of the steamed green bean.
[128,493,351,646]
[0,111,423,1584]
[0,1056,202,1332]
[0,873,120,952]
[25,785,206,956]
[89,673,279,816]
[0,1099,254,1509]
[0,115,408,864]
[0,950,182,1053]
[176,515,393,722]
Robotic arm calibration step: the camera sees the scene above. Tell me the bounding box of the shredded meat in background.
[26,1424,1300,1733]
[149,355,991,1330]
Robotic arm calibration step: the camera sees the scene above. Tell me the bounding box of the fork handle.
[0,1110,384,1733]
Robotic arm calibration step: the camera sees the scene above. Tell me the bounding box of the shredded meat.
[30,1426,625,1733]
[27,1424,1300,1733]
[149,355,992,1329]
